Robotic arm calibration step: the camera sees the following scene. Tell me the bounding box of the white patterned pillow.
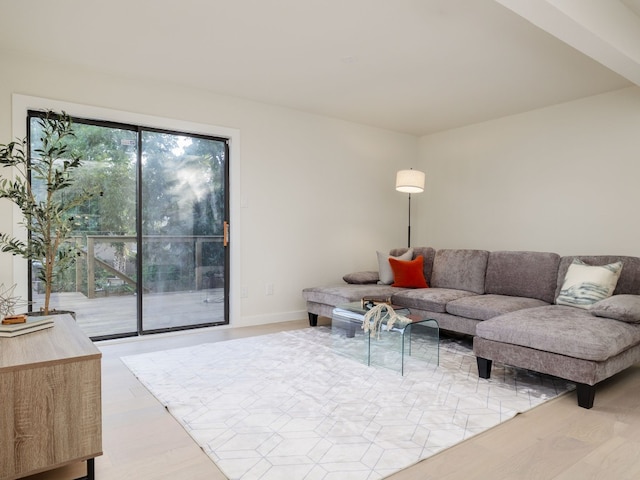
[556,259,623,309]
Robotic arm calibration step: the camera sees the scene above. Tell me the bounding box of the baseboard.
[232,309,308,328]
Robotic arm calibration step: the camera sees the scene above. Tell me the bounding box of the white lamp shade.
[395,169,425,193]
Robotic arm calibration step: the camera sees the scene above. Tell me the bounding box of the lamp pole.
[407,193,412,248]
[395,169,425,249]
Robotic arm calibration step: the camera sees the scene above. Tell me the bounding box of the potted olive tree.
[0,111,96,315]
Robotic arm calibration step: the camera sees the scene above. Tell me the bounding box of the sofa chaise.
[302,247,640,409]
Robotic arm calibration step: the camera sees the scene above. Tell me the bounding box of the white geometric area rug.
[121,327,573,480]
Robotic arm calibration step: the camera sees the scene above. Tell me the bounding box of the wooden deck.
[31,289,226,338]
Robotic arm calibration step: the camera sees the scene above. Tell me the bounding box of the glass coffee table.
[331,302,439,375]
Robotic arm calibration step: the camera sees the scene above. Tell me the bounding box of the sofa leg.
[576,383,595,409]
[308,313,318,327]
[477,357,492,379]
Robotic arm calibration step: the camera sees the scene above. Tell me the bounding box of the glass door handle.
[223,221,229,247]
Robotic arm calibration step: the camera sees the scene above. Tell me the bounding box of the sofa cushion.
[476,305,640,362]
[343,271,379,284]
[485,251,560,304]
[430,249,489,294]
[556,259,622,309]
[392,288,477,313]
[302,284,406,306]
[390,255,428,288]
[590,295,640,323]
[446,294,548,321]
[377,249,413,284]
[556,255,640,299]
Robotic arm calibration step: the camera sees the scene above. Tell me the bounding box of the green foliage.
[0,111,96,314]
[140,132,227,275]
[61,123,137,236]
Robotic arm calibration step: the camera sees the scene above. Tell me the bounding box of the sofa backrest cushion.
[555,255,640,300]
[485,251,560,303]
[430,249,489,294]
[390,246,435,285]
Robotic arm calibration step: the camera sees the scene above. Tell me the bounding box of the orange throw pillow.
[389,255,429,288]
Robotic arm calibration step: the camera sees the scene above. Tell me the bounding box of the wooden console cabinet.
[0,314,102,480]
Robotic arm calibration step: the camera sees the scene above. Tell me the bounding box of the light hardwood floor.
[23,317,640,480]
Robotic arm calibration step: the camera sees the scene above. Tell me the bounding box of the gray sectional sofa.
[302,247,640,409]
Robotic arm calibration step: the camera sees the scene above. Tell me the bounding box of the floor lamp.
[396,169,425,248]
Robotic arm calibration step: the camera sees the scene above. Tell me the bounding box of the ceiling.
[0,0,639,136]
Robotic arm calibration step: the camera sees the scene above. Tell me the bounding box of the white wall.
[5,51,637,328]
[0,49,419,327]
[416,86,640,256]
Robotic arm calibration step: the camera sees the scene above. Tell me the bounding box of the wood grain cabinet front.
[0,315,102,480]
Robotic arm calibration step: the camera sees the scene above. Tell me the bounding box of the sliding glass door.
[28,112,229,339]
[140,130,229,332]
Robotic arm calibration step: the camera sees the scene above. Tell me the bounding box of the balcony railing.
[69,234,224,298]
